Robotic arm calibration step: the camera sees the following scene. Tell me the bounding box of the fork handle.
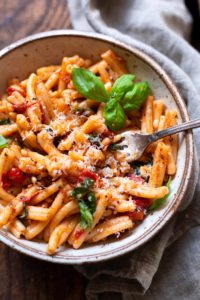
[151,118,200,142]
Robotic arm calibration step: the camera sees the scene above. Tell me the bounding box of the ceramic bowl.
[0,30,194,264]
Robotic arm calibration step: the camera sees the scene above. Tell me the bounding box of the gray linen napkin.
[68,1,200,299]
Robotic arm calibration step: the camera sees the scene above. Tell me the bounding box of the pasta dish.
[0,50,178,254]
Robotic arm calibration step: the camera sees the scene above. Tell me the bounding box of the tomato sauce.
[78,170,98,182]
[13,103,27,114]
[7,167,26,184]
[75,229,84,239]
[6,87,26,98]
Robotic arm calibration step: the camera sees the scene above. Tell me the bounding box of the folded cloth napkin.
[68,1,200,299]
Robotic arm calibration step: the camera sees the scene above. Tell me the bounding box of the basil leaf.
[149,177,172,210]
[79,201,93,229]
[121,81,150,111]
[81,178,94,189]
[103,98,126,131]
[0,119,10,125]
[72,68,109,102]
[109,74,135,101]
[71,178,96,228]
[71,187,87,199]
[0,135,8,149]
[86,191,96,214]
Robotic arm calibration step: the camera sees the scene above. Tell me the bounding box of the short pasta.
[0,50,178,254]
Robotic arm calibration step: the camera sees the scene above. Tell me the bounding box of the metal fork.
[115,119,200,162]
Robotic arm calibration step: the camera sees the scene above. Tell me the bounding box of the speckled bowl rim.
[0,30,194,264]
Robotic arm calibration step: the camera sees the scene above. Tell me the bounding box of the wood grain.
[0,1,86,300]
[0,0,71,49]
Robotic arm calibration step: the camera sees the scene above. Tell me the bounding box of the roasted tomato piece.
[1,174,11,190]
[7,167,26,184]
[127,210,145,221]
[6,87,26,98]
[78,170,98,182]
[75,229,85,239]
[132,197,151,209]
[13,103,27,114]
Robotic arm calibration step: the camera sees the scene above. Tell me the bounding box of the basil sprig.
[149,177,172,210]
[71,178,96,229]
[72,68,150,131]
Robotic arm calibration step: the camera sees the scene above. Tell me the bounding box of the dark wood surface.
[0,1,86,299]
[0,1,199,300]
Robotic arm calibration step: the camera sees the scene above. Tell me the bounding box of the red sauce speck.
[75,229,84,239]
[13,103,27,114]
[127,210,145,221]
[132,197,151,209]
[78,170,98,182]
[2,174,11,190]
[19,191,39,203]
[7,167,26,184]
[38,101,45,123]
[7,87,26,98]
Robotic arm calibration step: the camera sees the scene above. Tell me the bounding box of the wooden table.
[0,1,86,299]
[0,1,199,300]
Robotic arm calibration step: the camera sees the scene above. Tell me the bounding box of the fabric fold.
[75,220,175,300]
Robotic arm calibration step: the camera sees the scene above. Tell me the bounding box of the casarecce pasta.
[0,50,178,254]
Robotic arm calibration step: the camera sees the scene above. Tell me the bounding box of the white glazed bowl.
[0,30,194,264]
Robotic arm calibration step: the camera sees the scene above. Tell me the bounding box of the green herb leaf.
[79,201,93,229]
[71,178,96,228]
[72,68,109,103]
[72,68,151,132]
[149,177,172,210]
[103,98,126,131]
[18,202,28,219]
[0,119,11,125]
[81,178,94,189]
[0,135,8,149]
[109,74,135,101]
[121,81,150,111]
